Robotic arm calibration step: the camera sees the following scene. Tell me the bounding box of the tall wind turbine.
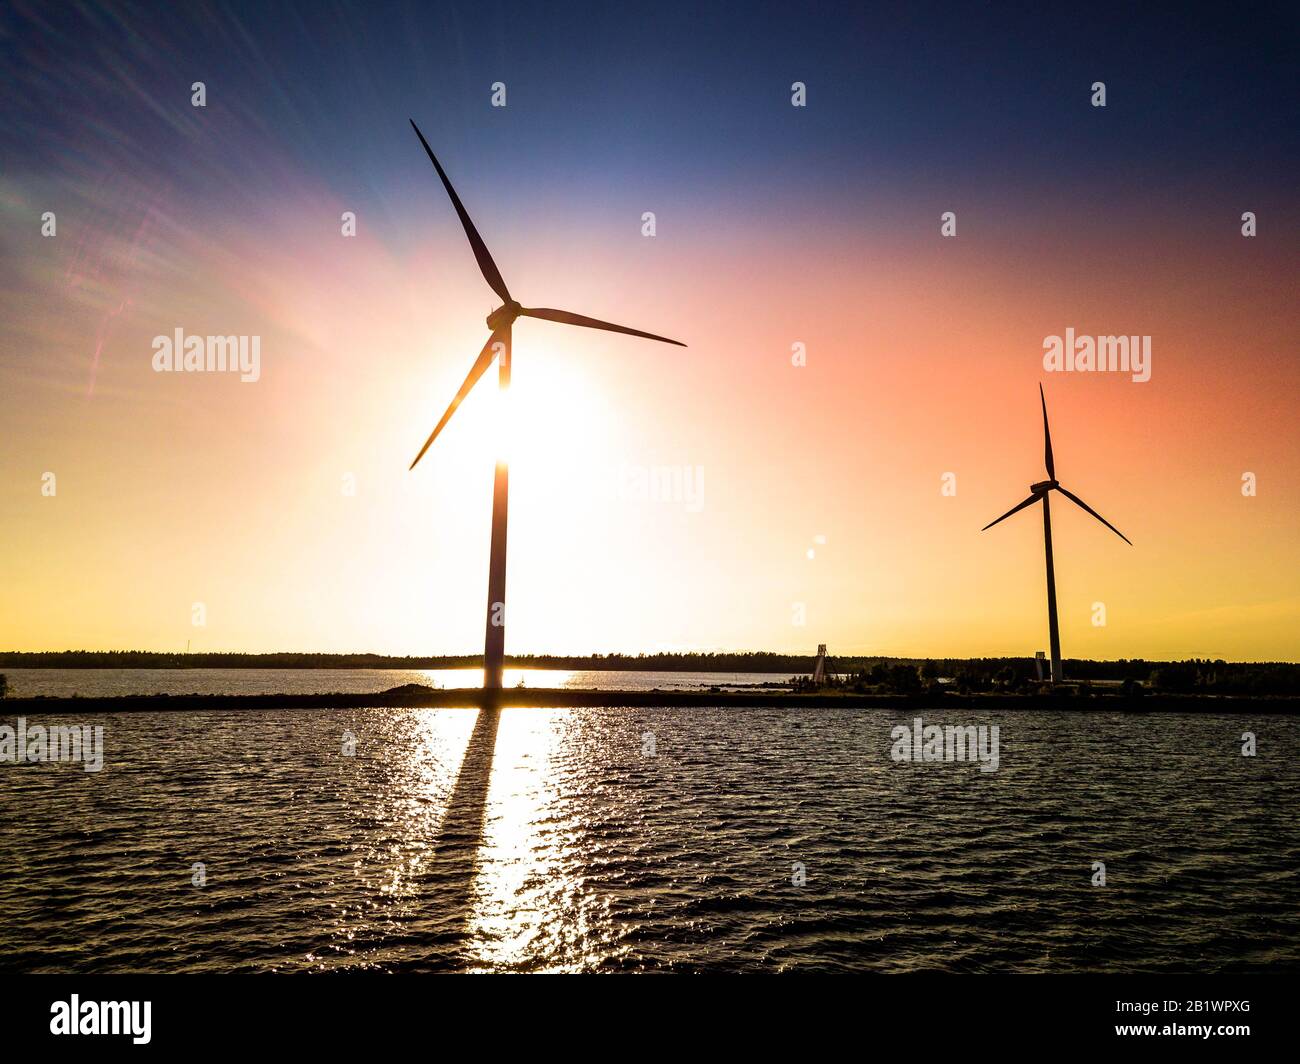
[981,385,1131,683]
[406,120,685,690]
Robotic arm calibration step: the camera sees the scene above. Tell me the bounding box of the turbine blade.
[1040,383,1055,480]
[521,306,685,347]
[409,331,504,470]
[1056,486,1132,545]
[409,120,511,303]
[981,493,1041,532]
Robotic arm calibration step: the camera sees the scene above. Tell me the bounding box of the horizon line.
[2,649,1297,666]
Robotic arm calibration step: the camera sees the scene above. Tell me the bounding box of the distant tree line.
[0,650,829,672]
[1141,659,1300,696]
[792,657,1300,697]
[0,652,1296,696]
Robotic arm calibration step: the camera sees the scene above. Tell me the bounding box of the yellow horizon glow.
[2,189,1297,663]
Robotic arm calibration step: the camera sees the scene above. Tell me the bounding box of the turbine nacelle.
[487,300,522,331]
[982,388,1129,545]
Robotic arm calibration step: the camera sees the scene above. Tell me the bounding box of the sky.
[1,1,1297,660]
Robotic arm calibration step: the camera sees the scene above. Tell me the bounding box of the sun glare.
[442,338,617,472]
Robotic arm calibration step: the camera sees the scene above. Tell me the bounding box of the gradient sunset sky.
[2,1,1297,660]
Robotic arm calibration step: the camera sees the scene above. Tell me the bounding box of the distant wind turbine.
[981,385,1131,683]
[406,119,685,690]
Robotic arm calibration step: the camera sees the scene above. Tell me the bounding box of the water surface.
[2,702,1295,973]
[2,667,782,698]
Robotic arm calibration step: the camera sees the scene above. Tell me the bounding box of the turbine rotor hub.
[486,300,522,330]
[1031,479,1058,493]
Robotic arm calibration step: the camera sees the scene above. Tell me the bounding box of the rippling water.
[2,667,782,698]
[1,703,1296,973]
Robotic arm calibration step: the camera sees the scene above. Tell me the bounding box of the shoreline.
[1,685,1296,714]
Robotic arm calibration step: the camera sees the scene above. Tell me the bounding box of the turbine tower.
[981,385,1131,683]
[406,120,685,690]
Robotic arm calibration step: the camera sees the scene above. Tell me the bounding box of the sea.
[1,668,1296,972]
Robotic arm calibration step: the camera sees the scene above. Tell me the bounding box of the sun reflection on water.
[414,668,575,689]
[453,708,597,972]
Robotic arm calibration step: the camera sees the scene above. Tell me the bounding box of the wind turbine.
[981,384,1131,683]
[406,119,685,691]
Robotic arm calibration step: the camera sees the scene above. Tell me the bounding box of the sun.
[497,341,616,466]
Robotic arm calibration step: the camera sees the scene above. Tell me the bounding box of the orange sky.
[2,174,1297,662]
